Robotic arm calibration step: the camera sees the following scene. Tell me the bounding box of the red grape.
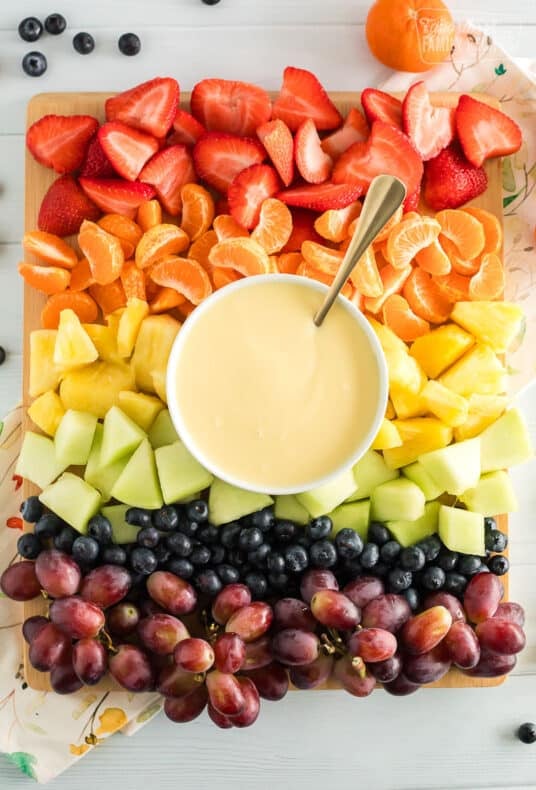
[50,653,83,694]
[242,635,272,670]
[164,685,208,723]
[231,677,260,728]
[35,550,81,598]
[107,602,141,636]
[271,628,320,666]
[1,561,41,601]
[109,644,155,692]
[138,613,189,655]
[463,572,503,624]
[444,621,480,669]
[344,576,385,609]
[310,590,360,630]
[273,598,316,631]
[369,653,403,683]
[383,672,421,696]
[244,663,289,701]
[463,648,517,678]
[494,602,525,627]
[213,633,246,674]
[29,622,70,671]
[174,638,215,673]
[206,670,245,717]
[334,655,376,697]
[22,615,48,644]
[300,569,338,604]
[72,637,108,685]
[208,703,233,729]
[80,565,131,609]
[225,602,273,642]
[50,596,105,639]
[476,618,526,655]
[348,627,397,663]
[361,594,411,633]
[211,583,252,625]
[424,592,466,623]
[146,571,197,616]
[403,645,451,684]
[289,652,334,689]
[401,606,452,655]
[157,664,202,698]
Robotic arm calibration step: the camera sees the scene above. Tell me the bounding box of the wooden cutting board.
[22,91,507,691]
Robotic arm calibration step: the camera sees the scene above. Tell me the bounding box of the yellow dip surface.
[173,278,382,491]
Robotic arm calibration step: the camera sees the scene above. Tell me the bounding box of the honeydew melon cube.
[329,500,370,540]
[387,501,440,547]
[148,409,179,449]
[209,479,273,527]
[296,469,358,518]
[84,424,131,501]
[460,471,518,516]
[418,438,481,496]
[111,439,163,510]
[100,406,146,467]
[16,431,66,489]
[155,441,213,505]
[402,461,444,501]
[370,477,426,523]
[39,472,101,534]
[101,504,140,544]
[346,450,399,501]
[274,495,310,526]
[438,505,485,555]
[117,391,164,432]
[27,390,65,436]
[479,408,534,473]
[54,409,98,467]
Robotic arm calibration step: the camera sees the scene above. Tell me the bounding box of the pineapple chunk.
[54,309,98,370]
[385,399,396,420]
[439,344,507,397]
[83,323,120,362]
[454,394,508,442]
[385,349,423,393]
[107,309,125,337]
[117,298,150,358]
[29,330,61,397]
[409,324,474,379]
[420,380,469,427]
[383,418,453,469]
[27,390,65,436]
[131,314,181,394]
[118,391,164,432]
[372,418,403,450]
[60,361,136,418]
[451,302,525,353]
[368,316,408,355]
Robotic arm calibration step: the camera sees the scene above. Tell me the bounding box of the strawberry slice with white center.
[228,164,281,229]
[98,121,159,181]
[169,109,206,146]
[272,66,342,132]
[139,145,196,215]
[191,78,271,138]
[193,132,266,194]
[402,81,455,161]
[455,94,522,167]
[79,177,156,219]
[105,77,179,138]
[321,108,369,160]
[26,114,99,174]
[361,88,402,129]
[333,121,423,206]
[294,118,333,184]
[257,119,294,187]
[277,182,363,211]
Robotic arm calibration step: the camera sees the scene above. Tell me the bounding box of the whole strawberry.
[38,175,101,236]
[423,143,488,211]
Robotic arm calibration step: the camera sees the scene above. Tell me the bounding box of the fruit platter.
[2,62,534,729]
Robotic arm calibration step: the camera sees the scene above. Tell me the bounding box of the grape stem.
[350,656,367,679]
[201,609,222,642]
[320,631,346,657]
[99,628,118,655]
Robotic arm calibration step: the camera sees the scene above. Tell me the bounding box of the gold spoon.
[313,174,407,327]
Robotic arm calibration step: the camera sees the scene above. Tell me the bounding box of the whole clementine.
[366,0,455,72]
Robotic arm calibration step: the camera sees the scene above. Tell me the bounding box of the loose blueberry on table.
[22,51,47,77]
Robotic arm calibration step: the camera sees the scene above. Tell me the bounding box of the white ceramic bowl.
[166,274,388,495]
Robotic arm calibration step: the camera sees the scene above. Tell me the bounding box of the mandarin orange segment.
[149,286,186,313]
[135,224,190,269]
[69,257,94,291]
[315,202,362,243]
[121,261,147,301]
[150,256,212,305]
[349,246,383,298]
[213,214,249,242]
[386,215,441,269]
[462,206,502,256]
[277,252,303,274]
[415,239,452,276]
[435,271,471,302]
[89,279,127,316]
[98,214,143,248]
[363,263,412,313]
[208,237,271,276]
[22,231,78,270]
[177,300,196,320]
[137,199,162,232]
[188,229,218,270]
[373,204,403,243]
[251,198,293,255]
[439,234,479,276]
[382,294,430,342]
[435,209,485,260]
[211,266,243,290]
[469,252,504,301]
[296,260,353,298]
[18,262,70,294]
[180,184,215,242]
[403,267,452,324]
[41,291,99,329]
[78,220,125,285]
[301,241,344,276]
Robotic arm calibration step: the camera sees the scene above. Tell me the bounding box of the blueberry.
[296,534,312,550]
[19,17,43,42]
[266,552,285,574]
[216,564,240,585]
[186,499,208,523]
[403,587,420,611]
[488,555,509,576]
[126,508,153,528]
[344,558,363,578]
[420,565,446,591]
[118,32,141,56]
[380,540,401,565]
[335,528,363,560]
[87,514,113,545]
[368,522,390,546]
[137,527,160,549]
[373,561,390,578]
[152,506,179,532]
[197,524,219,545]
[178,519,199,538]
[34,513,63,540]
[102,545,127,565]
[437,547,459,572]
[517,722,536,744]
[284,545,309,574]
[195,569,222,597]
[22,51,47,77]
[484,516,497,531]
[190,545,211,566]
[45,13,66,35]
[153,543,171,564]
[249,543,270,568]
[456,554,483,576]
[17,533,42,559]
[244,571,268,599]
[309,539,338,569]
[417,535,442,562]
[360,542,380,569]
[273,520,297,545]
[485,529,508,553]
[388,567,413,593]
[130,547,158,575]
[307,516,332,541]
[20,496,43,523]
[166,557,194,579]
[73,31,95,54]
[268,571,290,591]
[227,548,247,567]
[220,522,241,548]
[210,545,226,565]
[166,532,192,557]
[201,0,221,5]
[444,571,467,596]
[54,525,78,553]
[250,507,275,532]
[399,545,425,572]
[238,527,263,552]
[0,347,5,365]
[72,536,100,564]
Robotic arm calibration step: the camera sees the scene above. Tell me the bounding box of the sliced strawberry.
[294,119,332,184]
[332,121,423,205]
[38,175,101,236]
[228,164,281,229]
[79,177,156,219]
[257,119,294,187]
[277,182,362,211]
[422,142,488,210]
[139,145,196,215]
[455,94,522,167]
[190,78,271,138]
[321,108,369,160]
[169,109,206,146]
[27,114,99,174]
[105,77,179,138]
[402,82,454,161]
[98,121,159,181]
[361,89,402,129]
[80,134,117,178]
[193,132,265,194]
[281,208,323,252]
[272,66,342,132]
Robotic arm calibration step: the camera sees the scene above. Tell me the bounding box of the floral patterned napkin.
[1,24,535,784]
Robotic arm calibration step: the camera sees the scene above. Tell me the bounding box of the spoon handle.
[313,174,407,327]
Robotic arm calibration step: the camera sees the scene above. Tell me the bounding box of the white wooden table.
[1,1,536,787]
